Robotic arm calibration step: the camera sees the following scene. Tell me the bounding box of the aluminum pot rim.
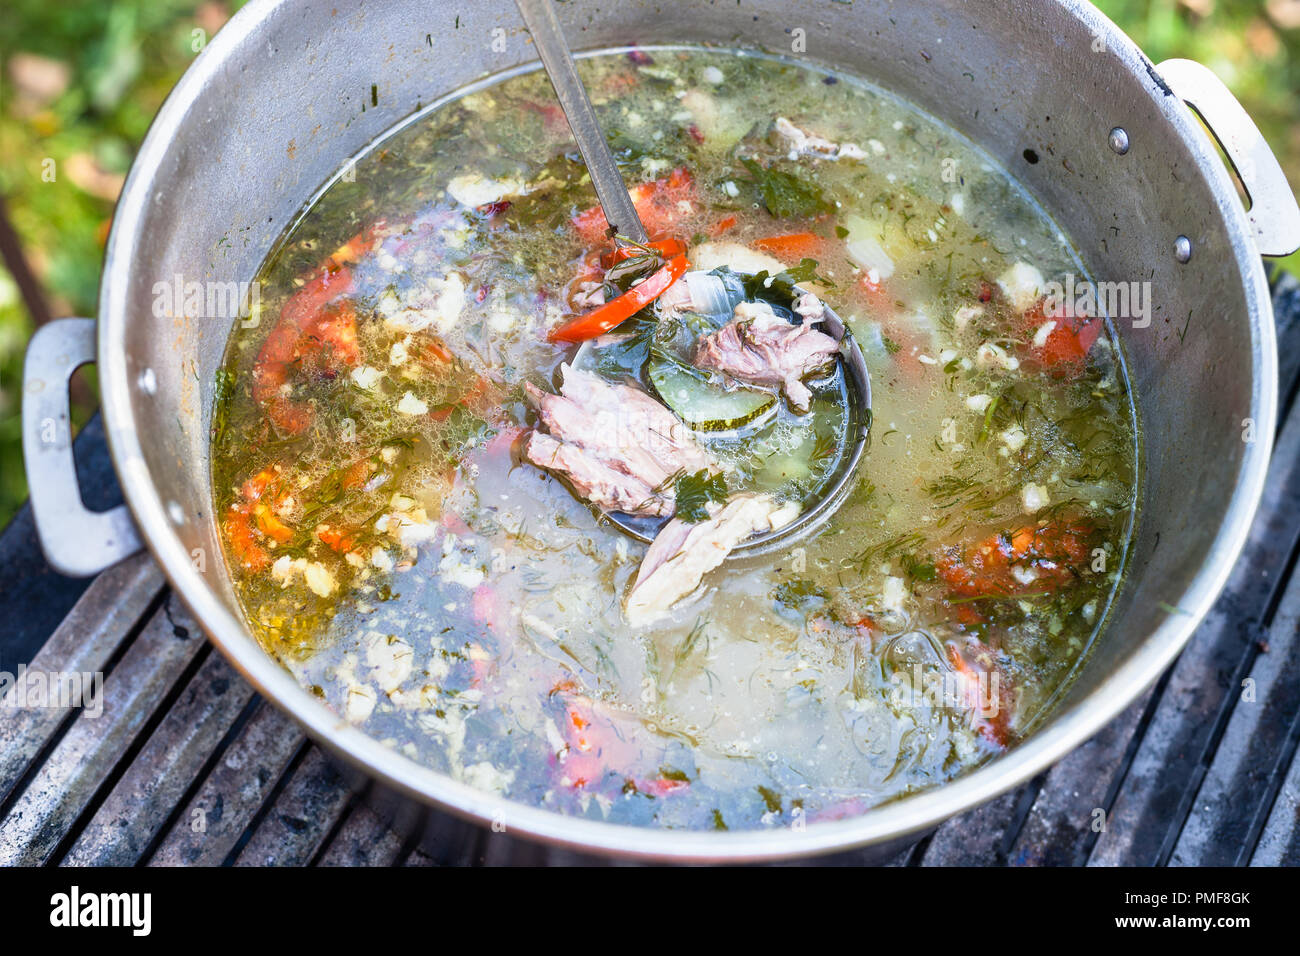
[96,0,1278,861]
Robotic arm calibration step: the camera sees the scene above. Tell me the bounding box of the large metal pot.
[21,0,1300,861]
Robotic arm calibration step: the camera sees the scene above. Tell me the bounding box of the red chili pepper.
[599,238,688,269]
[548,255,689,343]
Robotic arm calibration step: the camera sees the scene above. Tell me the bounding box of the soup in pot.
[211,48,1139,830]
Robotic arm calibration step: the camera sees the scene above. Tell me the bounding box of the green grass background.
[0,0,1295,527]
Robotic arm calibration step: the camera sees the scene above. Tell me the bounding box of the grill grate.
[2,274,1298,867]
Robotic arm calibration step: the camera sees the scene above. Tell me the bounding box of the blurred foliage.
[0,0,1296,529]
[1094,0,1300,276]
[0,1,245,527]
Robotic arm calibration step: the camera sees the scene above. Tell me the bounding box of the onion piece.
[683,271,735,319]
[845,233,895,280]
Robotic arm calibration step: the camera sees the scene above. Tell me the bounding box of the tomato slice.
[1021,299,1101,374]
[548,255,689,343]
[572,168,694,242]
[936,521,1092,598]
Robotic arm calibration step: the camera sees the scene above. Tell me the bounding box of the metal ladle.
[516,0,872,553]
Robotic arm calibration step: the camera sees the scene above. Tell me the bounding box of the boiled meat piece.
[625,493,795,625]
[773,117,868,162]
[694,303,839,411]
[523,365,716,517]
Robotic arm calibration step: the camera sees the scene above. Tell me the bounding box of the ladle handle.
[515,0,649,244]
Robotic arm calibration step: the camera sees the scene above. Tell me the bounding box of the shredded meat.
[524,365,716,517]
[625,493,792,624]
[693,303,839,411]
[773,116,868,162]
[793,291,826,323]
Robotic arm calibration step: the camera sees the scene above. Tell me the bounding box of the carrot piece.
[330,220,386,265]
[253,504,294,545]
[947,643,1012,748]
[241,467,278,502]
[636,775,690,797]
[753,232,823,260]
[412,336,455,366]
[710,215,738,237]
[937,522,1092,598]
[341,459,372,490]
[1021,299,1101,374]
[309,300,362,366]
[316,523,357,553]
[223,507,270,573]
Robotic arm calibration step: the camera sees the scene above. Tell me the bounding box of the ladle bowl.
[573,273,872,556]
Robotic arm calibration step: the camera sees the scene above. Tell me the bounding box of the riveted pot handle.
[1157,58,1300,257]
[22,318,144,576]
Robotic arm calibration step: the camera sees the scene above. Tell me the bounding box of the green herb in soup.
[211,49,1138,830]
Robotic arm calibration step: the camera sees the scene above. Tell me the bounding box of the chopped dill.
[849,532,928,573]
[675,470,729,523]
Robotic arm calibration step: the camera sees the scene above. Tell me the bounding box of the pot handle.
[1157,58,1300,258]
[22,318,144,576]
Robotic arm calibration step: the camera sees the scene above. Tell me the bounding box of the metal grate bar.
[1087,364,1300,866]
[0,595,202,865]
[406,809,486,866]
[1251,726,1300,865]
[1171,545,1300,865]
[0,553,163,805]
[920,784,1034,866]
[233,747,355,866]
[1010,692,1154,866]
[63,651,256,866]
[315,801,408,867]
[146,699,306,866]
